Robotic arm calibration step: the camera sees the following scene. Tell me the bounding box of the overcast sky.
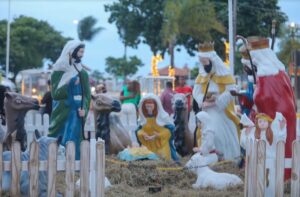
[0,0,299,78]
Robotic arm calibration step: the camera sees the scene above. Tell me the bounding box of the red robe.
[254,71,296,180]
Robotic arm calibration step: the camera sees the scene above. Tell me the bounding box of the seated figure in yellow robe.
[136,94,178,161]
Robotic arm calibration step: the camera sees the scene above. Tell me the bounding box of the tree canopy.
[77,16,104,41]
[91,70,105,82]
[105,56,143,79]
[278,25,300,66]
[105,0,287,69]
[0,16,69,77]
[105,0,166,55]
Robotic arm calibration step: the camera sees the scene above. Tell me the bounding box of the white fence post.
[11,142,21,196]
[43,114,49,136]
[80,141,90,196]
[275,141,285,197]
[244,139,249,197]
[96,139,105,197]
[25,110,35,146]
[65,142,75,197]
[291,140,300,196]
[29,140,39,197]
[47,142,58,197]
[90,131,96,197]
[256,140,266,197]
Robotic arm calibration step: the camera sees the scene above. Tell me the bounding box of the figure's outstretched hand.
[202,101,215,109]
[78,108,85,117]
[230,90,240,96]
[205,95,216,102]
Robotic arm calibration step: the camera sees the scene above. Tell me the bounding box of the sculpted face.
[5,92,39,111]
[200,57,212,74]
[257,118,269,130]
[197,120,202,129]
[172,93,187,111]
[77,47,85,59]
[142,99,158,117]
[92,94,121,112]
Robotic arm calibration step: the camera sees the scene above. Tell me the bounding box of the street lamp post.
[5,0,11,79]
[228,0,236,75]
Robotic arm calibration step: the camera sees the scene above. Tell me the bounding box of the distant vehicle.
[139,76,175,96]
[15,69,51,102]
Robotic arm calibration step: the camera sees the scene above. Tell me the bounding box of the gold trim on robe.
[196,74,240,138]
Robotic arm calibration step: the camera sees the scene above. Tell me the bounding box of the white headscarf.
[138,93,174,126]
[196,111,213,131]
[240,113,255,127]
[198,51,231,77]
[52,40,84,89]
[250,48,285,77]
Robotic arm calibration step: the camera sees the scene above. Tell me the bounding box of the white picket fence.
[25,111,50,145]
[23,111,105,197]
[244,139,300,197]
[0,140,105,197]
[25,110,96,145]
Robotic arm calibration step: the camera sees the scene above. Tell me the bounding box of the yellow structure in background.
[151,54,163,94]
[168,66,175,90]
[223,41,230,68]
[151,55,162,77]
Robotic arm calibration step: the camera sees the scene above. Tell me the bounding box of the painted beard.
[73,56,82,63]
[203,61,213,73]
[72,45,84,64]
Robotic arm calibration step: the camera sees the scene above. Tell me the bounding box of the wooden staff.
[236,35,257,84]
[271,20,277,50]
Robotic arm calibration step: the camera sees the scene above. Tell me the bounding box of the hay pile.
[105,156,244,197]
[2,156,292,197]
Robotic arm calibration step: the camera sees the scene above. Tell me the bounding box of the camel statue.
[91,93,131,154]
[172,93,194,156]
[3,92,40,151]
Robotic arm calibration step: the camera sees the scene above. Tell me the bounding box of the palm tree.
[278,24,300,66]
[77,16,104,41]
[161,0,224,68]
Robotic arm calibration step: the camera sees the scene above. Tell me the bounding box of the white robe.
[240,127,255,150]
[199,129,215,155]
[193,80,240,160]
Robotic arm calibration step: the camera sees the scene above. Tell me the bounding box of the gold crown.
[247,36,269,50]
[239,45,250,60]
[198,41,215,52]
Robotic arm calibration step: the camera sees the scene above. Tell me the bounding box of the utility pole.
[5,0,11,79]
[228,0,236,75]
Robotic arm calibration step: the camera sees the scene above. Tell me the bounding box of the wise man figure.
[247,37,296,179]
[192,41,240,160]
